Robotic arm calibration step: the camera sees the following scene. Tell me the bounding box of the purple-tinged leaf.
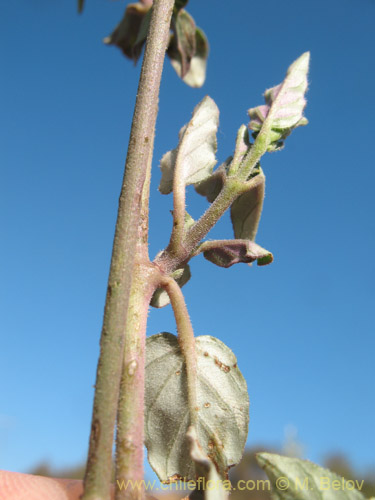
[201,239,273,268]
[248,52,310,151]
[194,157,231,202]
[103,3,151,64]
[168,26,209,88]
[230,168,265,241]
[170,10,196,79]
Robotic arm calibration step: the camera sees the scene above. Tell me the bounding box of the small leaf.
[202,239,273,268]
[145,333,249,482]
[168,26,209,88]
[150,264,191,308]
[187,426,230,499]
[257,453,366,500]
[231,125,251,171]
[194,157,231,203]
[195,125,251,202]
[103,3,151,64]
[78,0,84,13]
[230,169,265,241]
[185,211,195,231]
[174,0,189,13]
[170,10,196,78]
[159,96,219,194]
[249,52,310,151]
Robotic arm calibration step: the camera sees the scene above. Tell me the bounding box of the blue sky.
[1,0,374,481]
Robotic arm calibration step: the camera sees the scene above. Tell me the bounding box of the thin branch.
[170,150,188,255]
[82,1,175,499]
[161,276,198,423]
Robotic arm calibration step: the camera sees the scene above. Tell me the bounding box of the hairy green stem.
[82,1,175,499]
[161,276,198,423]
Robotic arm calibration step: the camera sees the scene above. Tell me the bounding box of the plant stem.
[82,1,175,499]
[115,264,160,500]
[161,276,198,423]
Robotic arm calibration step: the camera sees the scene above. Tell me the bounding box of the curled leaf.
[159,96,219,194]
[103,3,151,64]
[249,52,310,151]
[194,157,230,203]
[230,168,265,241]
[257,453,366,500]
[150,264,191,308]
[201,239,273,268]
[168,25,209,88]
[145,333,249,482]
[194,125,252,202]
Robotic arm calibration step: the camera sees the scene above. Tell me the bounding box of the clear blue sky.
[1,0,374,480]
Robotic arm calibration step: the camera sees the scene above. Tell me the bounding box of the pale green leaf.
[257,453,366,500]
[230,168,265,241]
[150,264,191,308]
[145,333,249,482]
[248,52,310,151]
[159,96,219,194]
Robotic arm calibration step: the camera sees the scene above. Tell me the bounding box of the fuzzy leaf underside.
[187,427,229,499]
[202,239,273,268]
[159,96,219,194]
[145,333,249,482]
[257,453,366,500]
[230,169,265,241]
[248,52,310,151]
[150,264,191,308]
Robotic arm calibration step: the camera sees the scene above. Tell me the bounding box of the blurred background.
[1,0,374,494]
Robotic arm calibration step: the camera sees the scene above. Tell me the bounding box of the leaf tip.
[257,253,273,266]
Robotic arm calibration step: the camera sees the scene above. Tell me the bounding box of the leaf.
[78,0,84,13]
[145,333,249,482]
[159,96,219,194]
[174,0,189,13]
[187,426,230,500]
[230,169,265,241]
[150,264,191,308]
[168,26,209,88]
[170,10,196,79]
[257,453,367,500]
[202,239,273,268]
[248,52,310,151]
[194,126,251,202]
[194,157,231,203]
[103,3,151,64]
